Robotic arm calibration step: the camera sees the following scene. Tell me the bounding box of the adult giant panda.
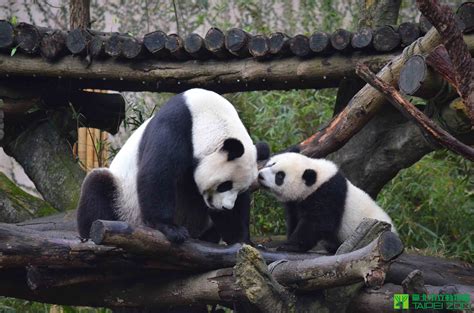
[258,152,396,252]
[77,88,269,244]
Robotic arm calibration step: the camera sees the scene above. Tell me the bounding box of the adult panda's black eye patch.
[302,169,317,186]
[275,171,285,186]
[217,181,233,193]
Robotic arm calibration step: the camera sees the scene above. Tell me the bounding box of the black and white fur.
[258,152,396,252]
[77,88,269,244]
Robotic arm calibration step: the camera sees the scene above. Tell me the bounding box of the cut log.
[373,25,400,51]
[268,32,290,55]
[39,29,67,60]
[11,215,474,287]
[330,28,353,51]
[104,33,123,58]
[66,28,92,55]
[184,33,212,60]
[89,220,321,270]
[248,35,270,59]
[398,22,421,46]
[234,245,295,313]
[456,2,474,33]
[143,30,169,58]
[401,270,428,295]
[309,31,332,54]
[165,33,189,60]
[289,34,313,57]
[88,35,105,58]
[0,20,15,50]
[398,54,445,98]
[121,35,144,59]
[204,27,231,59]
[1,33,473,93]
[351,27,373,49]
[15,23,48,54]
[2,266,473,311]
[325,219,392,312]
[356,63,474,161]
[225,28,251,57]
[269,231,403,290]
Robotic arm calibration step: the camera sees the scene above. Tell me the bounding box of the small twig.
[172,0,181,36]
[356,63,474,161]
[416,0,474,124]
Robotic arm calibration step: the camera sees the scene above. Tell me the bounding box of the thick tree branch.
[417,0,474,124]
[356,63,474,161]
[2,118,85,211]
[299,30,474,158]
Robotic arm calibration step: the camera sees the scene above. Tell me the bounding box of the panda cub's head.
[258,152,338,202]
[195,139,270,211]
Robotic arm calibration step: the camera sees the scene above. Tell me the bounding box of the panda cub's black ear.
[302,169,317,186]
[255,141,270,161]
[222,138,245,161]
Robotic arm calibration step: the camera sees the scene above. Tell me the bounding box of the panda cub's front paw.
[155,223,190,244]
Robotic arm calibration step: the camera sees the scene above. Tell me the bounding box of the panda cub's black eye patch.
[275,171,285,186]
[217,181,233,193]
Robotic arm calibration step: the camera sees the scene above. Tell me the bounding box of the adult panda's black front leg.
[136,129,191,244]
[208,190,252,244]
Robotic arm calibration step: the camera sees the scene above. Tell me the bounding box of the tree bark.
[357,0,401,29]
[69,0,90,30]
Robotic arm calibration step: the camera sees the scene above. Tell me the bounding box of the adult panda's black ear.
[302,169,317,186]
[284,145,301,153]
[255,141,270,161]
[222,138,245,161]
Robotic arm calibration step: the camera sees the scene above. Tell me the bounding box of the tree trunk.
[0,172,57,223]
[69,0,90,30]
[2,119,85,211]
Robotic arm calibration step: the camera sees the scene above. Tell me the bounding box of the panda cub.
[77,88,269,244]
[258,152,396,252]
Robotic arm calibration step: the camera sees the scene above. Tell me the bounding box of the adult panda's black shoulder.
[257,152,396,252]
[77,88,269,244]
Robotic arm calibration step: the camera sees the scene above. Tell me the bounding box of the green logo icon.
[394,294,409,309]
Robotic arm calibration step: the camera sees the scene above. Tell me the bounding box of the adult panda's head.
[258,152,338,202]
[195,138,270,211]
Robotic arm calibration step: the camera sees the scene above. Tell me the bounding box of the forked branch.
[356,63,474,161]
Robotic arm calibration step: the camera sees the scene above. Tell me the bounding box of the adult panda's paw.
[155,223,190,244]
[276,242,306,252]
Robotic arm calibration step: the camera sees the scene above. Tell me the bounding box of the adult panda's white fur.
[77,89,269,244]
[258,152,396,252]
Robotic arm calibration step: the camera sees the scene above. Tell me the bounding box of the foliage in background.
[0,0,472,311]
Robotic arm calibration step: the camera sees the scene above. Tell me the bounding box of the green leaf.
[10,15,17,25]
[10,46,17,57]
